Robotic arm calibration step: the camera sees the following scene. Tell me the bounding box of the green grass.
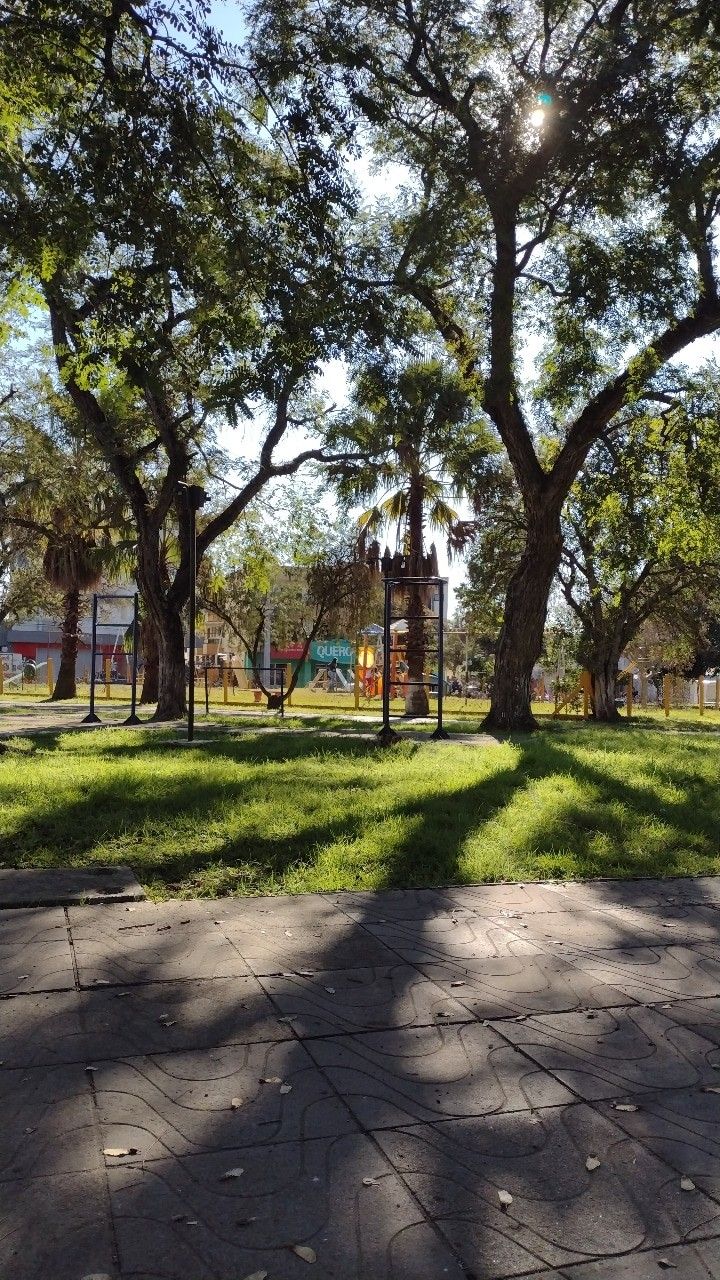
[0,720,718,898]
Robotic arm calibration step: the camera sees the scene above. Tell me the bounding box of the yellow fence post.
[222,669,228,704]
[663,674,671,717]
[581,670,591,720]
[47,657,54,694]
[104,656,111,699]
[699,677,705,717]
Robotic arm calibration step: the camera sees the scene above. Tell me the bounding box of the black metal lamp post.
[179,482,208,743]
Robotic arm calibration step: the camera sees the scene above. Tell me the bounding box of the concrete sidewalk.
[3,876,720,1278]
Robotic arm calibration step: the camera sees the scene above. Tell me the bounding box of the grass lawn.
[0,720,718,898]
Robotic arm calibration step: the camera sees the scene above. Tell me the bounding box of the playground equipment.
[81,593,140,726]
[378,573,448,745]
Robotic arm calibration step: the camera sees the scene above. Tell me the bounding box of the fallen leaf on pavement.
[220,1167,244,1180]
[291,1245,317,1263]
[498,1189,513,1207]
[680,1176,696,1191]
[103,1148,137,1158]
[585,1156,601,1171]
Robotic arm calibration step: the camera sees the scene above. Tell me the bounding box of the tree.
[255,0,720,728]
[201,492,377,702]
[558,389,720,719]
[0,1,365,719]
[0,376,130,699]
[329,357,494,713]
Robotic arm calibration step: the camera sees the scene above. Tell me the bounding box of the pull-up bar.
[81,593,140,726]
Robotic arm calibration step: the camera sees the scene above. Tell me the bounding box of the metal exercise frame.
[81,593,140,726]
[378,575,448,746]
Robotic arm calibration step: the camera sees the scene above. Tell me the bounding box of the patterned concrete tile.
[376,1103,720,1276]
[0,990,86,1068]
[0,936,76,994]
[223,917,399,977]
[108,1132,462,1280]
[568,943,720,1003]
[598,903,720,948]
[77,976,293,1059]
[494,1005,720,1100]
[439,882,565,915]
[259,964,473,1036]
[548,879,694,911]
[95,1040,357,1163]
[595,1085,720,1201]
[661,995,720,1046]
[365,914,543,966]
[306,1022,573,1128]
[503,908,688,951]
[419,953,635,1020]
[555,1240,720,1277]
[71,911,250,988]
[0,906,68,946]
[0,1170,117,1280]
[0,1064,99,1181]
[329,886,470,922]
[0,863,143,907]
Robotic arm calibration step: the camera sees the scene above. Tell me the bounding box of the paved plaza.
[3,873,720,1278]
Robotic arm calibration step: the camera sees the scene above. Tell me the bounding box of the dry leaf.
[103,1147,137,1158]
[17,974,30,980]
[612,1103,639,1112]
[297,970,314,977]
[324,987,336,994]
[450,981,465,987]
[436,1010,451,1017]
[497,1189,513,1207]
[278,1015,298,1023]
[81,1273,114,1279]
[259,1076,282,1085]
[362,1177,377,1186]
[701,1086,720,1095]
[220,1167,244,1180]
[585,1156,601,1171]
[680,1176,696,1191]
[230,1098,243,1110]
[93,979,110,985]
[291,1245,317,1263]
[279,1083,293,1095]
[656,1261,677,1270]
[241,1272,268,1280]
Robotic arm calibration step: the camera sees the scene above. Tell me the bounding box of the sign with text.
[310,638,354,664]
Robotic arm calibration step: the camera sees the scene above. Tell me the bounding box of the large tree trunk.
[404,475,430,717]
[483,506,563,731]
[592,659,622,722]
[152,603,186,720]
[50,588,80,700]
[139,614,159,705]
[136,527,187,722]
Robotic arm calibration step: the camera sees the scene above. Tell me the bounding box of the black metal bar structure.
[123,591,141,725]
[377,575,448,747]
[178,483,208,744]
[431,578,449,740]
[81,592,140,726]
[81,594,100,724]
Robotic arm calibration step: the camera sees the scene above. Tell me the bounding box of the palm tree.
[332,358,495,715]
[43,526,103,700]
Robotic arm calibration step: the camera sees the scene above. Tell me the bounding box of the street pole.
[179,483,208,743]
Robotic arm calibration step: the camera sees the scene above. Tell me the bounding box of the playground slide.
[334,668,352,690]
